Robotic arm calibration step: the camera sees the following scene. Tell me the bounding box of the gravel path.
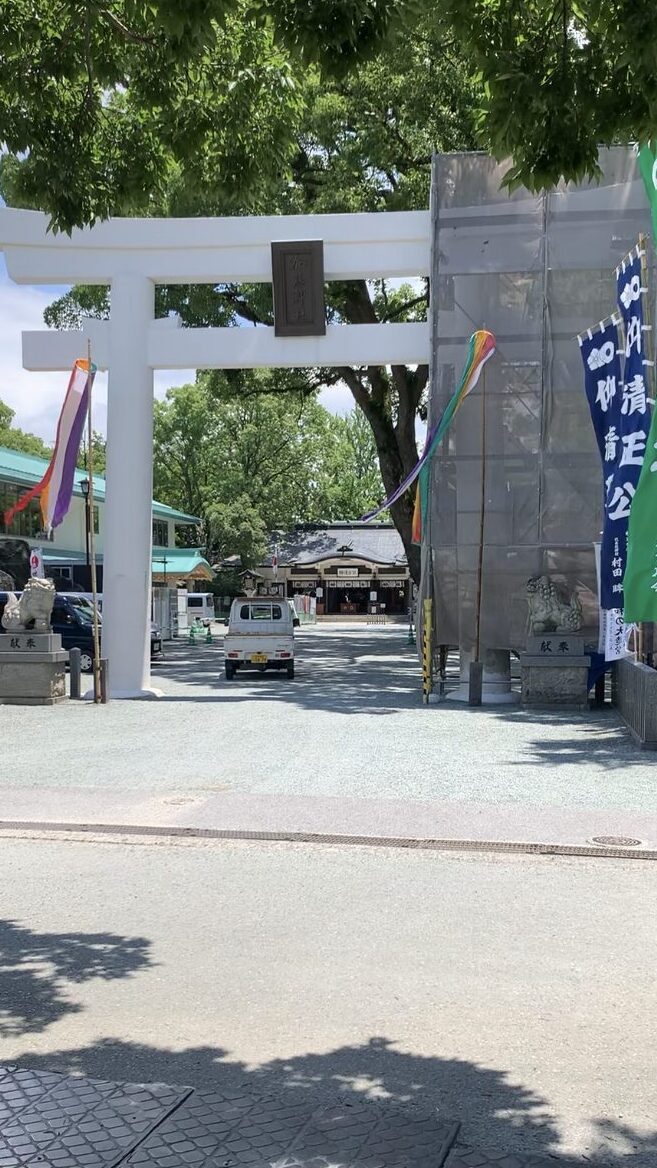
[2,625,654,811]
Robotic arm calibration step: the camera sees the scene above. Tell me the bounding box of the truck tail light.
[279,652,291,658]
[227,651,239,658]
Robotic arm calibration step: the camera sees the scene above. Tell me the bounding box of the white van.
[224,597,297,680]
[187,592,215,626]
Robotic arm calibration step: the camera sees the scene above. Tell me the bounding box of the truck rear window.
[253,604,282,620]
[238,604,282,620]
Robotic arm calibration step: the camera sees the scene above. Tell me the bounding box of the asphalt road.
[0,834,655,1166]
[2,625,657,812]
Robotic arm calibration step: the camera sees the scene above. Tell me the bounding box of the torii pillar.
[104,273,157,696]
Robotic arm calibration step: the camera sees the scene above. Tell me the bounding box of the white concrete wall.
[54,497,96,553]
[23,492,178,560]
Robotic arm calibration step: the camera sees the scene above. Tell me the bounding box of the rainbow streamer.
[411,465,426,544]
[362,330,497,526]
[4,359,95,532]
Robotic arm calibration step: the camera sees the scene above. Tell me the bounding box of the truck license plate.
[251,653,268,663]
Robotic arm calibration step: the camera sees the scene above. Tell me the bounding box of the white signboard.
[29,548,44,578]
[337,567,359,578]
[369,591,377,601]
[176,588,189,632]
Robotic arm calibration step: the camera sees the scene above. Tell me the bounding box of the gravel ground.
[1,836,655,1166]
[1,625,654,810]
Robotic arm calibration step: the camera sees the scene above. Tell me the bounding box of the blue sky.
[0,258,354,442]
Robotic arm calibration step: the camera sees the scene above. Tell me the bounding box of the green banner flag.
[638,143,657,238]
[623,174,657,619]
[624,411,657,620]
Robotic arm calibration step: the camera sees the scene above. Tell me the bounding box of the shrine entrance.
[0,206,429,695]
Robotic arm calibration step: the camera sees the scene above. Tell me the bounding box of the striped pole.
[422,597,433,703]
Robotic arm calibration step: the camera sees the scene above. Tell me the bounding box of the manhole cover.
[591,835,642,847]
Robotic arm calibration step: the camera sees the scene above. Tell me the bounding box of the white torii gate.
[0,207,431,697]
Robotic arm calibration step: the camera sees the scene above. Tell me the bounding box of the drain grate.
[590,835,642,847]
[1,821,656,861]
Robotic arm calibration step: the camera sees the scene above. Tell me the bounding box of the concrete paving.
[1,627,656,818]
[2,787,657,857]
[0,837,655,1167]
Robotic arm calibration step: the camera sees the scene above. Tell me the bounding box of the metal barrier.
[613,657,657,747]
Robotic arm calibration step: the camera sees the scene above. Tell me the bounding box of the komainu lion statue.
[1,577,56,633]
[526,575,583,635]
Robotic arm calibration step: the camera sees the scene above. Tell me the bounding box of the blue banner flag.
[615,246,652,606]
[579,311,635,659]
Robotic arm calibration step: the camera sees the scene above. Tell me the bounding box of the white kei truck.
[223,597,299,680]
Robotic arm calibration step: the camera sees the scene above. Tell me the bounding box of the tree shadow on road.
[5,1036,656,1168]
[152,632,422,715]
[482,708,643,770]
[0,918,153,1036]
[415,703,640,770]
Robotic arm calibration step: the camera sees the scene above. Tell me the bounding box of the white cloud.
[318,381,354,416]
[0,266,71,440]
[0,256,381,440]
[0,261,196,440]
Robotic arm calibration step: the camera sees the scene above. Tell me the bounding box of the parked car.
[57,592,162,659]
[223,596,297,679]
[0,591,162,669]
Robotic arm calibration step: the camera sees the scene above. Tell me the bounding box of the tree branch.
[382,293,427,322]
[94,4,157,46]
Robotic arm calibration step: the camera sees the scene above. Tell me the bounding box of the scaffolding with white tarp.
[422,147,653,655]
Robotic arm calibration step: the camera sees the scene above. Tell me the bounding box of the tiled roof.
[266,523,407,567]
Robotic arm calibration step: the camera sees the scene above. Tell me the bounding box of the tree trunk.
[339,359,424,585]
[335,279,428,585]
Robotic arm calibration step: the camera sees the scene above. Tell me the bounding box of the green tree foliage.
[0,0,408,232]
[5,0,657,226]
[440,0,657,191]
[0,398,52,459]
[152,376,384,561]
[206,496,268,569]
[77,432,108,476]
[310,409,384,521]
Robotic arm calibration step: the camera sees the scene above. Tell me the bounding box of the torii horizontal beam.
[23,321,430,371]
[0,208,430,284]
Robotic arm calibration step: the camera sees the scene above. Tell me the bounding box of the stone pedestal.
[0,632,68,705]
[444,648,518,705]
[520,636,590,710]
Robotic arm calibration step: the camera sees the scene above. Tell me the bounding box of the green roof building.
[0,445,213,586]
